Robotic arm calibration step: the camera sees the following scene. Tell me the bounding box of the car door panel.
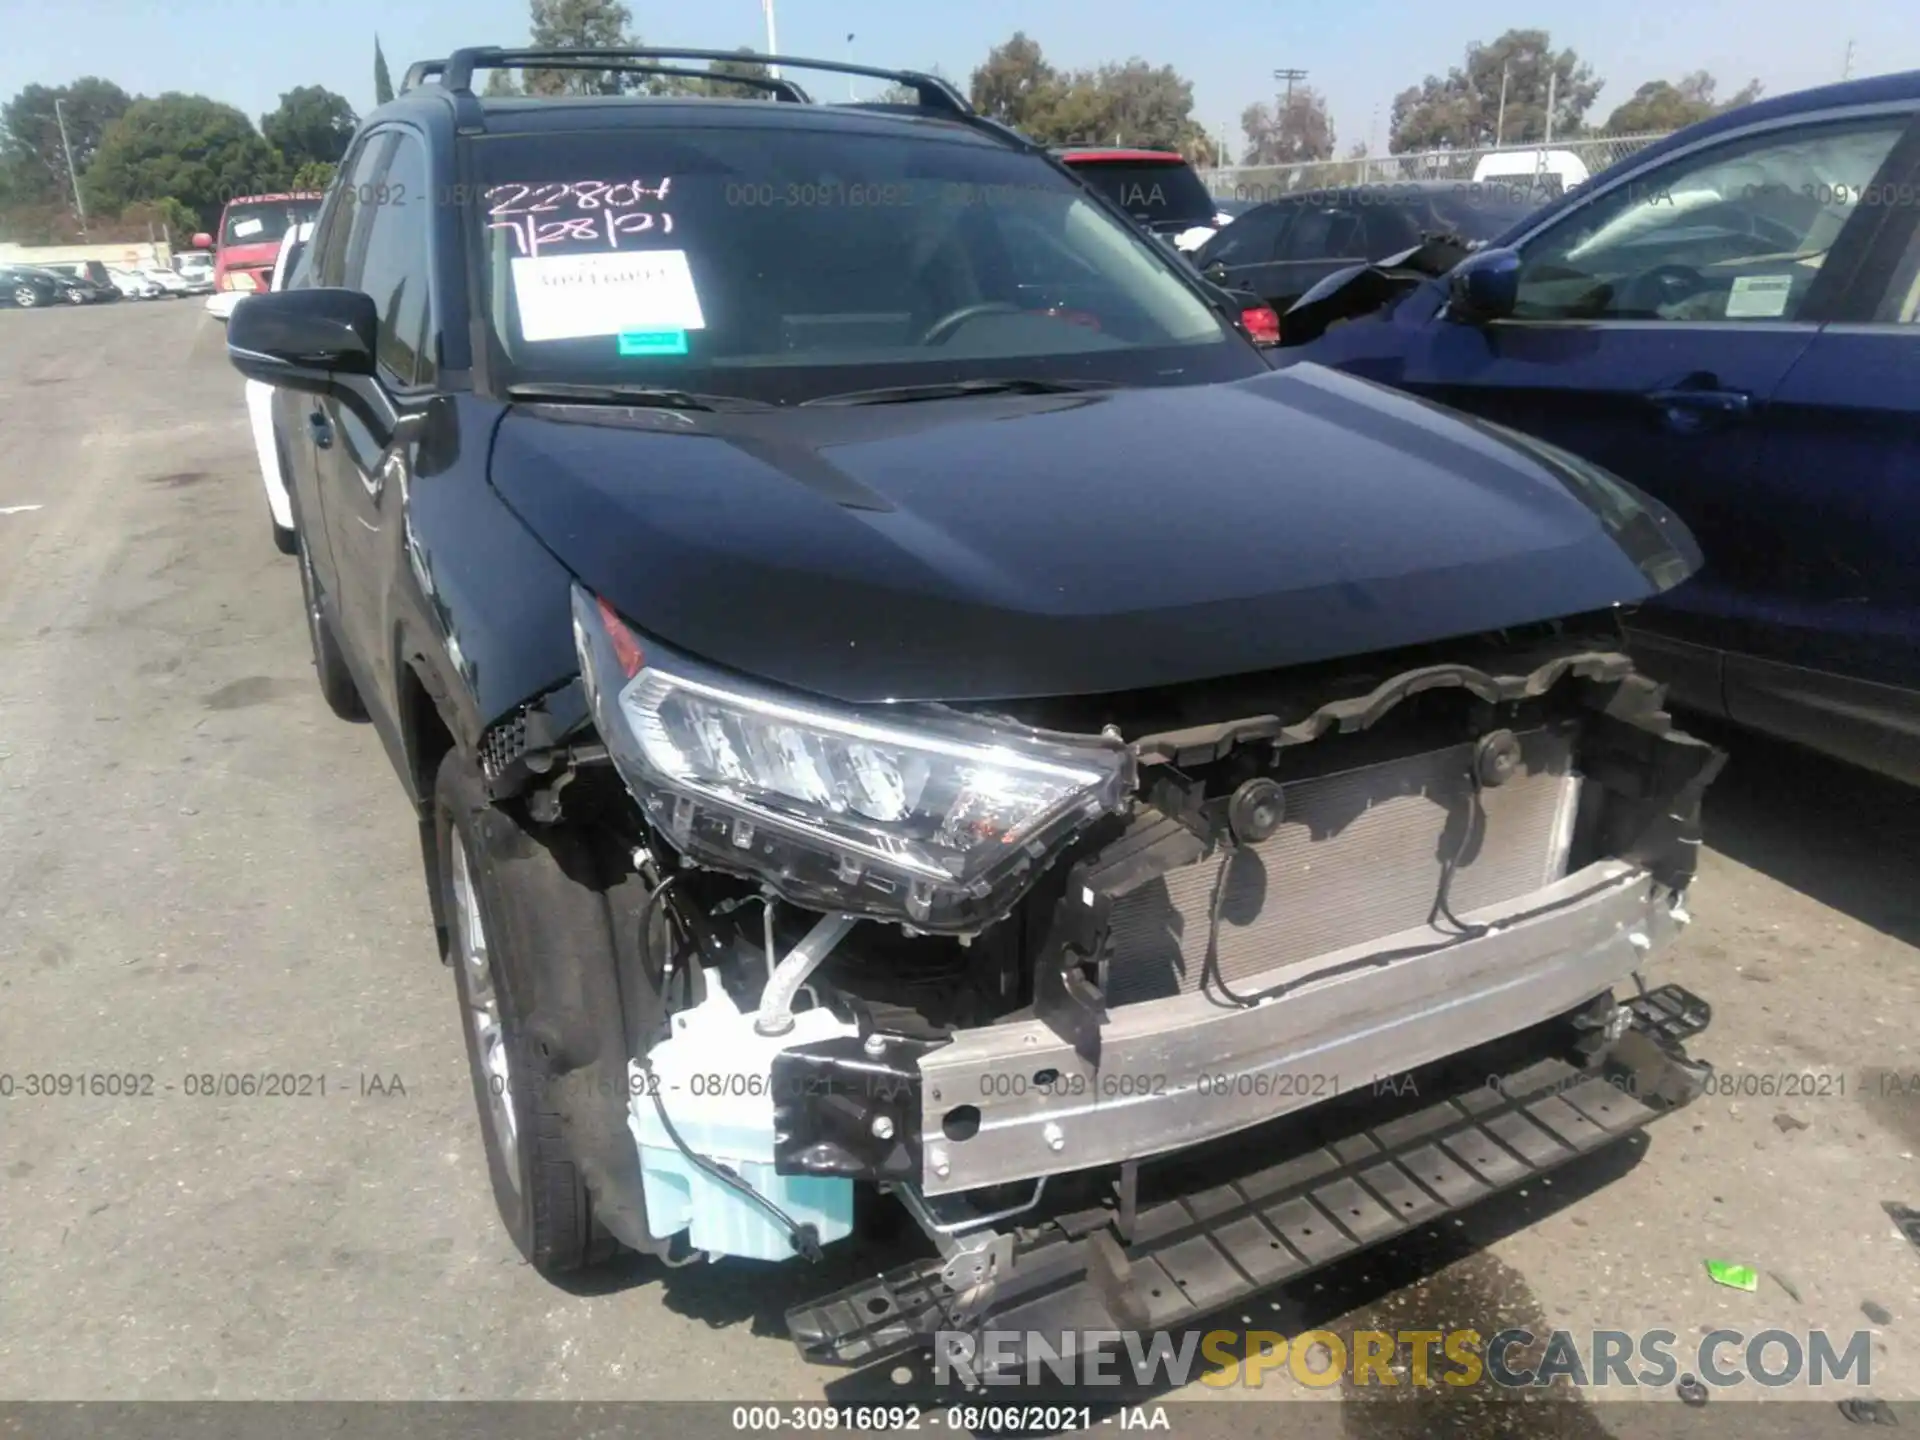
[313,127,438,750]
[1406,318,1821,658]
[1378,112,1917,672]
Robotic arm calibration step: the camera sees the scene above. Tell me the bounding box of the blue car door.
[1365,106,1920,719]
[1709,157,1920,777]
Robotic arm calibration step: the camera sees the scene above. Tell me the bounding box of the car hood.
[488,363,1697,704]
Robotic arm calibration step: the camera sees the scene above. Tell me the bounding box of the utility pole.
[1543,68,1557,146]
[1272,67,1308,110]
[763,0,779,79]
[846,33,856,100]
[1494,63,1510,147]
[1842,38,1856,79]
[54,97,88,236]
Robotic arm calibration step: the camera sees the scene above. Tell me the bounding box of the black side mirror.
[1201,259,1229,286]
[228,287,377,384]
[1447,247,1520,323]
[229,288,408,447]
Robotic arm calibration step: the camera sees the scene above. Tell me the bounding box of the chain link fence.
[1199,133,1673,202]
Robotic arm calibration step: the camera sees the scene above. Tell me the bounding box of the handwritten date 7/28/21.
[484,178,674,259]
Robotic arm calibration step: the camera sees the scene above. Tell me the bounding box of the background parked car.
[0,264,66,308]
[171,252,216,293]
[138,266,194,297]
[106,266,165,299]
[1471,147,1592,196]
[1280,70,1920,786]
[16,265,100,304]
[1195,179,1555,315]
[1054,146,1224,251]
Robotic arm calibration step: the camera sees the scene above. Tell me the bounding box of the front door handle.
[1645,387,1751,414]
[308,409,334,449]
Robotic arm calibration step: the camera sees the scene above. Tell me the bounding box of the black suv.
[229,46,1721,1371]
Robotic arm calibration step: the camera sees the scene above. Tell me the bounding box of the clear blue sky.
[2,0,1916,159]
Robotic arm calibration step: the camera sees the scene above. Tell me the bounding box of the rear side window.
[1067,158,1217,226]
[1200,204,1290,266]
[1280,206,1365,263]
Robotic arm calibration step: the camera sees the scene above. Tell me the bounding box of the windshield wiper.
[504,382,773,413]
[801,377,1118,408]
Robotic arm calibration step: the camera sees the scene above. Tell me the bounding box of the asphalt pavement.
[1,300,1917,1426]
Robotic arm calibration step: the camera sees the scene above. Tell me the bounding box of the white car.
[243,222,314,554]
[171,254,216,294]
[107,267,164,300]
[139,267,194,298]
[207,289,243,321]
[1471,148,1592,195]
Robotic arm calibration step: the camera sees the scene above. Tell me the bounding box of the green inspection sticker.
[617,329,690,356]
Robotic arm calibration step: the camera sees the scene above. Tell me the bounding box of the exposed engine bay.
[480,607,1722,1311]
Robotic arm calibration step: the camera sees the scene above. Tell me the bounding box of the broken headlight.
[572,585,1133,932]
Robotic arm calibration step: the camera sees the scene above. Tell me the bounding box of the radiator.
[1104,728,1582,1006]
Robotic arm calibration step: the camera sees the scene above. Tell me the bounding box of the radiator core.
[1103,728,1582,1006]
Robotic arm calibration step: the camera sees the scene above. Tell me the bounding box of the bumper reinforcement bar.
[785,986,1710,1370]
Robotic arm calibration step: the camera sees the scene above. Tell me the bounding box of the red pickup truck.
[193,193,324,298]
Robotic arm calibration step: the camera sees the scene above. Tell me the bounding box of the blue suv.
[1282,72,1920,785]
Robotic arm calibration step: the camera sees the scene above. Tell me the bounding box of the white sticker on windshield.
[510,249,706,342]
[1725,273,1792,319]
[231,217,265,238]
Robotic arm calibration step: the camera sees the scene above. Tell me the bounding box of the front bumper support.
[786,987,1710,1371]
[919,860,1675,1194]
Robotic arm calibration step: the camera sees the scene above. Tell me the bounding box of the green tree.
[1389,29,1602,152]
[967,35,1210,159]
[1603,71,1762,133]
[968,32,1059,131]
[704,48,774,100]
[483,69,524,97]
[262,86,358,170]
[85,94,286,230]
[1,77,134,211]
[374,38,395,105]
[1240,85,1336,165]
[289,159,338,191]
[526,0,638,96]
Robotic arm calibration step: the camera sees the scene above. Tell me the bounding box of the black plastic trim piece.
[772,1035,932,1182]
[785,1001,1711,1370]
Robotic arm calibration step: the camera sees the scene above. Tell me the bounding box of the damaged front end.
[527,592,1720,1357]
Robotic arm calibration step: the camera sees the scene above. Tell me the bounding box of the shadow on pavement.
[1691,720,1920,948]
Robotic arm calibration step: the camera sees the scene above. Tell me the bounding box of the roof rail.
[401,59,446,92]
[439,46,972,116]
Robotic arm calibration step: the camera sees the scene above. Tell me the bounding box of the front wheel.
[434,751,630,1275]
[13,286,40,308]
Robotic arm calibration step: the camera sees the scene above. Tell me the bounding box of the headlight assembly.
[572,585,1133,932]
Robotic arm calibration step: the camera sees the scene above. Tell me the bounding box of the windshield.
[473,126,1250,403]
[1065,157,1217,227]
[221,199,321,250]
[1424,184,1551,241]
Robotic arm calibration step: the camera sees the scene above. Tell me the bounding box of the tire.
[13,286,39,308]
[294,527,366,721]
[433,750,637,1275]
